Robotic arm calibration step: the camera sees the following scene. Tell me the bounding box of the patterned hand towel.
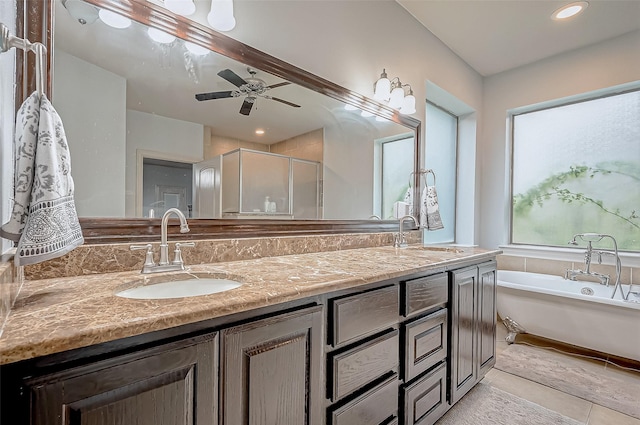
[421,185,444,231]
[0,92,83,265]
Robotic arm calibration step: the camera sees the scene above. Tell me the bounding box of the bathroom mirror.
[17,0,421,242]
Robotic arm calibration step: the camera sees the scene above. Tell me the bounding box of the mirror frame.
[17,0,421,244]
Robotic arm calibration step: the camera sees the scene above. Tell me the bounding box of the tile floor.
[480,322,640,425]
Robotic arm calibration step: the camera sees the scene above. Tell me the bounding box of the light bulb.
[148,27,176,44]
[208,0,236,31]
[185,42,209,56]
[164,0,196,16]
[98,9,131,29]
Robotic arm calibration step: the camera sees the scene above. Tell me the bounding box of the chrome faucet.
[394,215,418,248]
[130,208,195,274]
[565,233,624,298]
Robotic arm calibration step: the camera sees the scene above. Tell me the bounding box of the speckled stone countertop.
[0,245,499,365]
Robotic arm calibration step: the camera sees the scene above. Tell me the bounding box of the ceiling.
[396,0,640,77]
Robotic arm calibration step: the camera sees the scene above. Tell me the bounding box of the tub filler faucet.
[565,233,628,300]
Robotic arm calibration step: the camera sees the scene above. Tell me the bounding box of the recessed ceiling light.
[551,1,588,20]
[255,129,265,135]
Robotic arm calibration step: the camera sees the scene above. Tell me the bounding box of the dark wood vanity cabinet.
[449,261,497,404]
[2,257,497,425]
[220,306,324,425]
[24,333,218,425]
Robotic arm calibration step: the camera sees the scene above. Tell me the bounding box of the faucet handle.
[130,244,155,267]
[172,242,195,266]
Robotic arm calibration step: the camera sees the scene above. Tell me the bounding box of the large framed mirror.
[16,0,421,243]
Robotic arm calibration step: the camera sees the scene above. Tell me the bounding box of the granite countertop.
[0,245,499,365]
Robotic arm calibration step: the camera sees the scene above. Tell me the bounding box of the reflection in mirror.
[53,0,416,222]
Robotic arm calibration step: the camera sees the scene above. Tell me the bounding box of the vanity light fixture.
[164,0,196,16]
[148,27,176,44]
[185,41,209,56]
[551,1,589,20]
[98,9,132,29]
[372,69,416,115]
[207,0,237,32]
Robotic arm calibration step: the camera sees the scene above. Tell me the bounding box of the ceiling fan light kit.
[195,68,299,116]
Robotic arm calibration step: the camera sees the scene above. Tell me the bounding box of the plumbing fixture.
[130,208,195,274]
[565,233,627,300]
[394,215,418,248]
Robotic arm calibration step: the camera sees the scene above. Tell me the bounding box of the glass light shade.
[98,9,131,29]
[360,110,374,117]
[185,42,209,56]
[400,94,416,115]
[375,115,387,122]
[344,104,358,111]
[208,0,236,31]
[164,0,196,16]
[388,86,405,109]
[148,27,176,44]
[374,74,391,101]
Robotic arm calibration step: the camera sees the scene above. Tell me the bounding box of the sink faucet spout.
[160,208,190,266]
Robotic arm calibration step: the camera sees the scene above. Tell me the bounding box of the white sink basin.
[116,273,242,300]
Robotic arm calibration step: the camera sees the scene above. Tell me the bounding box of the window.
[511,89,640,251]
[425,102,457,243]
[378,135,415,220]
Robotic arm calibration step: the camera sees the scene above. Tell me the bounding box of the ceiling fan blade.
[195,91,234,101]
[218,69,248,87]
[239,99,254,115]
[267,81,291,89]
[270,97,301,108]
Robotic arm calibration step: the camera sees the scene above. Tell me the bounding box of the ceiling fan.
[195,68,301,116]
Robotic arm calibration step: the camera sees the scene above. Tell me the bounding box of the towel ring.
[408,169,436,188]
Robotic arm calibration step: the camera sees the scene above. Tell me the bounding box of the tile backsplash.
[497,254,638,284]
[22,231,421,281]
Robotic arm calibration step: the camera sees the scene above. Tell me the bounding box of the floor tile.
[482,368,592,423]
[587,404,640,425]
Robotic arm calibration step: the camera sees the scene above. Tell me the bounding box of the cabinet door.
[221,306,324,425]
[478,261,497,376]
[27,333,218,425]
[449,266,477,404]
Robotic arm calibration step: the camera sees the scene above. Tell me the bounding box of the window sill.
[498,244,640,268]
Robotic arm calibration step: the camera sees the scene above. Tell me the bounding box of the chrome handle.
[173,242,195,265]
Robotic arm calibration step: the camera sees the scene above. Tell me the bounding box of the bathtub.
[496,270,640,362]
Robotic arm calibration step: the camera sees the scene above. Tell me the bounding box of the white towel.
[421,185,444,231]
[1,92,83,265]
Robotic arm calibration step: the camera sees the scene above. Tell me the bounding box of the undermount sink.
[405,246,465,254]
[115,272,243,300]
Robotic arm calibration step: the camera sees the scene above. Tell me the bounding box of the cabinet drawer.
[332,285,399,346]
[402,363,448,425]
[403,273,448,317]
[330,330,399,401]
[403,309,448,382]
[330,375,399,425]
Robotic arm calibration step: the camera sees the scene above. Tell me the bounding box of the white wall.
[125,110,204,216]
[480,30,640,250]
[0,3,15,254]
[53,50,127,217]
